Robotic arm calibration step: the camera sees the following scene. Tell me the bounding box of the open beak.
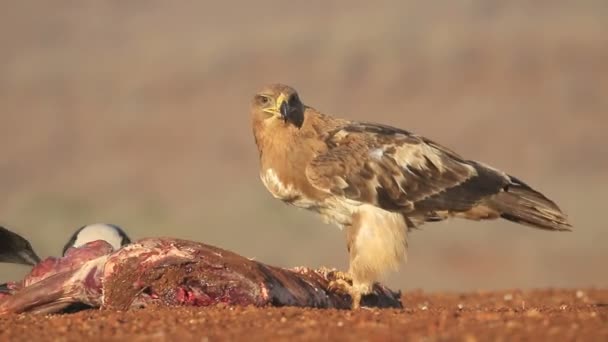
[260,93,291,123]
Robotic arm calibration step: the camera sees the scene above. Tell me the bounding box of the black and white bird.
[62,223,131,256]
[1,223,131,297]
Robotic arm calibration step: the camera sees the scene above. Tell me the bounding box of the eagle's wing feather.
[305,122,508,216]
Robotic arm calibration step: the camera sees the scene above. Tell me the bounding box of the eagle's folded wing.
[305,122,508,215]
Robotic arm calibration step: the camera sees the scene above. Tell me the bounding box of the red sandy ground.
[0,288,606,341]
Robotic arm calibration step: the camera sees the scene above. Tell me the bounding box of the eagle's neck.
[253,108,329,168]
[257,121,316,182]
[253,109,332,204]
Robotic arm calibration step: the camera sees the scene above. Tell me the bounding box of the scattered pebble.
[503,293,513,301]
[525,309,541,318]
[418,302,429,311]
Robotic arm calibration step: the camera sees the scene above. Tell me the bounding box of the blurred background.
[1,1,606,291]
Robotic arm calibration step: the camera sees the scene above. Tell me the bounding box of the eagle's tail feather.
[487,176,572,231]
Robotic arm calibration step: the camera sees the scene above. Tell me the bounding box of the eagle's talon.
[331,270,352,282]
[327,278,351,295]
[318,268,353,285]
[327,278,362,310]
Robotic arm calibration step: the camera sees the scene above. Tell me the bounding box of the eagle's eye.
[257,95,271,106]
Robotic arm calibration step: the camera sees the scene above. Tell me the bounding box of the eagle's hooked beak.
[261,93,292,123]
[276,93,290,123]
[279,101,289,123]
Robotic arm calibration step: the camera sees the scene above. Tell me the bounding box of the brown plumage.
[251,83,571,309]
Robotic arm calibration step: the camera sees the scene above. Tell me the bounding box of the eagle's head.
[251,83,304,128]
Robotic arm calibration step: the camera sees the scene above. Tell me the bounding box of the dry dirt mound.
[0,288,605,341]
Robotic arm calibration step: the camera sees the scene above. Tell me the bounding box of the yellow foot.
[327,277,362,310]
[333,270,352,282]
[318,267,352,283]
[327,278,351,295]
